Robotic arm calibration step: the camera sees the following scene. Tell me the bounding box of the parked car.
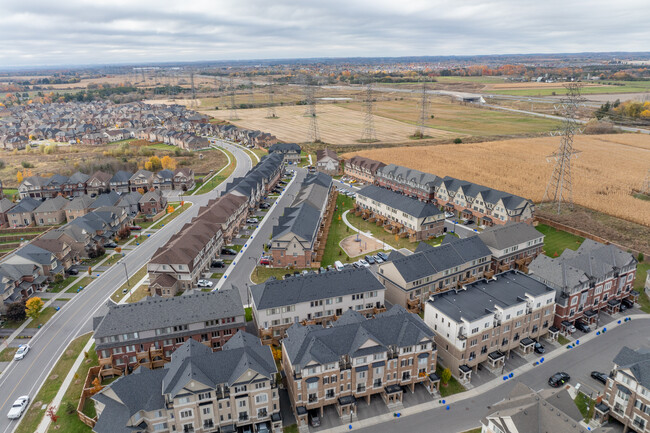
[352,262,361,269]
[533,340,545,354]
[241,426,253,433]
[13,344,30,361]
[334,261,344,271]
[221,248,238,255]
[104,241,118,248]
[567,324,577,334]
[211,260,224,268]
[591,371,608,385]
[128,225,142,231]
[622,298,634,309]
[7,396,29,420]
[444,212,454,218]
[374,255,384,264]
[575,321,591,333]
[197,280,213,288]
[257,423,270,433]
[246,218,258,224]
[309,412,321,427]
[284,274,292,280]
[377,252,389,261]
[364,255,376,265]
[260,203,271,209]
[464,220,475,226]
[259,258,270,265]
[358,260,370,268]
[67,268,79,276]
[548,372,570,388]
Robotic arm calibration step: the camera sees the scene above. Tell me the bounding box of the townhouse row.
[147,152,285,296]
[344,156,535,226]
[18,167,194,199]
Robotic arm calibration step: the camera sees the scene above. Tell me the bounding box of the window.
[255,394,268,404]
[198,392,211,400]
[202,407,211,415]
[238,400,247,408]
[177,396,191,405]
[179,409,193,419]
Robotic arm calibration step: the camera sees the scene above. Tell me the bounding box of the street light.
[249,256,259,279]
[120,261,132,302]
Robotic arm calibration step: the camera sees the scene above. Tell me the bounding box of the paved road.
[224,167,307,304]
[0,142,252,433]
[354,317,650,433]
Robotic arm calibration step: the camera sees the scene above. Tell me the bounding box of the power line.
[415,77,430,138]
[248,78,255,106]
[360,79,376,142]
[542,83,584,214]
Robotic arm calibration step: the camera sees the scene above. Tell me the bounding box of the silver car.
[13,345,30,361]
[7,396,29,419]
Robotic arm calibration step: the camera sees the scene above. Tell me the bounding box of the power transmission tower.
[190,72,196,101]
[360,79,376,142]
[266,76,277,119]
[542,83,584,214]
[415,78,430,138]
[229,76,239,121]
[248,78,255,106]
[304,80,320,143]
[302,76,314,116]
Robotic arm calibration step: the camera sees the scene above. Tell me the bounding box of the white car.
[358,260,370,268]
[197,280,213,288]
[444,212,454,219]
[7,396,29,420]
[13,345,30,361]
[246,218,258,224]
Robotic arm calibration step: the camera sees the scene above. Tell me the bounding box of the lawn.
[66,276,93,294]
[148,202,192,230]
[250,266,311,284]
[558,335,571,345]
[80,253,107,268]
[436,366,466,398]
[26,306,57,328]
[192,146,236,195]
[320,195,355,267]
[0,347,18,361]
[488,80,650,96]
[535,224,584,258]
[48,276,78,293]
[14,333,92,433]
[47,344,99,433]
[459,429,482,433]
[283,425,298,433]
[574,392,595,421]
[634,261,650,313]
[245,307,253,322]
[109,265,148,303]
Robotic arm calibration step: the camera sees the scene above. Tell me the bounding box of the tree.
[88,266,92,276]
[6,301,26,322]
[136,187,145,195]
[90,377,104,395]
[46,406,58,423]
[161,155,177,170]
[16,170,23,183]
[441,368,452,386]
[167,204,175,214]
[25,297,44,320]
[145,155,162,171]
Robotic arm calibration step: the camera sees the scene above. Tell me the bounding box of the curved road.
[0,142,252,433]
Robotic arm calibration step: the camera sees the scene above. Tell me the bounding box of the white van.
[334,261,344,271]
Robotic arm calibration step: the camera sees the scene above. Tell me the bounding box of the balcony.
[239,413,249,422]
[357,385,366,393]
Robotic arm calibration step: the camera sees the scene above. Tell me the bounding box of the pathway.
[341,210,396,251]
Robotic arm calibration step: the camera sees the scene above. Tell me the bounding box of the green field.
[635,262,650,313]
[489,81,650,96]
[535,224,584,258]
[250,266,311,285]
[110,265,148,302]
[26,306,57,328]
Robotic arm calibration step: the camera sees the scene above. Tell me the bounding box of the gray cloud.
[0,0,648,67]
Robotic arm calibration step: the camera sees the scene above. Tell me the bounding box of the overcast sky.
[1,0,648,67]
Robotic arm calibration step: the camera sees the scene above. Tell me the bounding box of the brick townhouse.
[92,332,282,433]
[282,305,438,429]
[424,270,556,384]
[375,164,439,201]
[93,290,245,378]
[529,239,638,334]
[343,156,386,184]
[249,267,386,343]
[478,222,545,275]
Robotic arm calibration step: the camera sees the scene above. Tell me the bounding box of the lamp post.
[249,256,259,280]
[120,261,132,302]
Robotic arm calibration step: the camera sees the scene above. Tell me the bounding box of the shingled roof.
[357,184,443,218]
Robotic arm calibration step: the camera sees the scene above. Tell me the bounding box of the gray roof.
[428,270,554,323]
[272,202,321,244]
[7,196,40,214]
[612,346,650,389]
[93,289,244,338]
[63,194,94,211]
[377,164,439,187]
[283,305,434,370]
[385,235,491,283]
[482,382,593,433]
[110,170,132,183]
[269,142,301,153]
[68,171,90,184]
[0,198,15,213]
[529,239,636,291]
[357,185,443,218]
[437,175,532,212]
[478,222,544,251]
[251,267,384,310]
[34,195,68,213]
[92,332,275,433]
[90,190,121,208]
[14,243,54,265]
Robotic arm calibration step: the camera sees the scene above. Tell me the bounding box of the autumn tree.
[16,170,23,183]
[441,368,452,386]
[90,377,104,395]
[136,187,145,195]
[161,155,177,170]
[144,155,162,171]
[25,297,44,320]
[167,204,175,214]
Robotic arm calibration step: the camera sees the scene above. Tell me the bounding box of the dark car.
[464,220,474,226]
[622,298,634,309]
[309,412,321,427]
[575,321,591,333]
[591,371,608,385]
[260,203,271,209]
[221,248,237,255]
[377,251,389,261]
[211,260,225,268]
[104,241,118,248]
[68,269,79,276]
[548,372,570,388]
[364,255,376,265]
[284,273,292,280]
[534,340,545,354]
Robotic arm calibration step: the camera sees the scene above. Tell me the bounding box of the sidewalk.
[315,315,650,433]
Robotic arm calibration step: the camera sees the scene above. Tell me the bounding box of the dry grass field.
[202,104,458,145]
[343,134,650,227]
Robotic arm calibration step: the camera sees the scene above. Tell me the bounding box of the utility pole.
[542,83,584,214]
[360,78,376,143]
[303,76,320,143]
[190,71,196,101]
[642,169,650,195]
[121,261,132,302]
[248,78,255,106]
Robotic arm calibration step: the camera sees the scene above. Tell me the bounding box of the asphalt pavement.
[0,142,251,433]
